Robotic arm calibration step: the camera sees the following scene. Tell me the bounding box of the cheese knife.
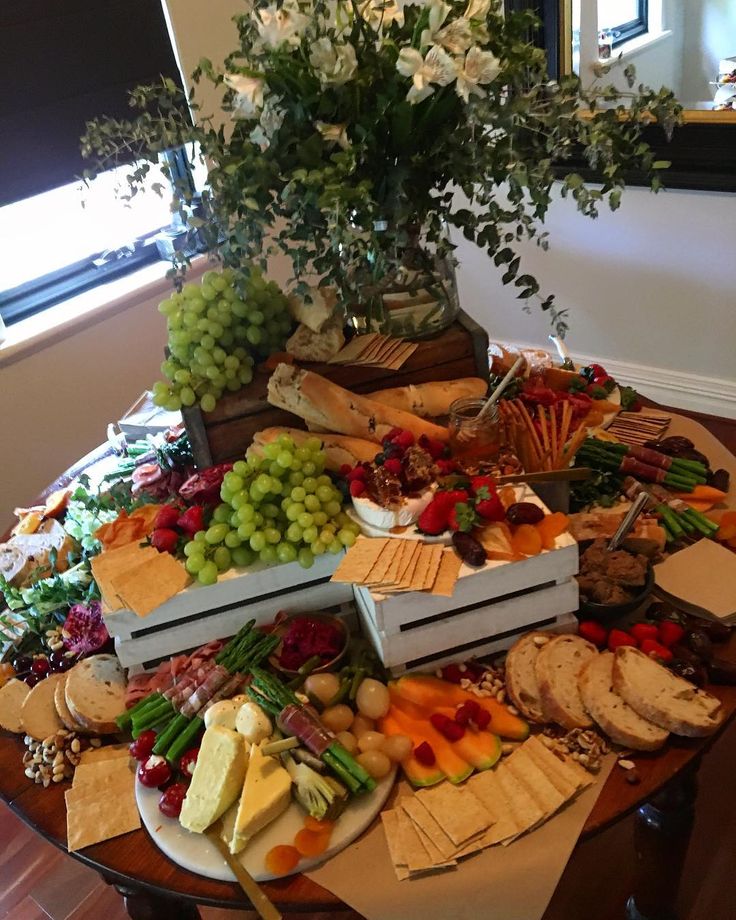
[205,820,282,920]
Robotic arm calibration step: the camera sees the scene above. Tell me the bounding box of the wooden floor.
[2,407,734,920]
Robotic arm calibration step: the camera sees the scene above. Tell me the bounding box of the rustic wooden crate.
[182,311,489,468]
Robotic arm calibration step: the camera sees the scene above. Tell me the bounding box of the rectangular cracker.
[430,549,463,596]
[396,808,435,872]
[466,770,519,845]
[494,764,546,839]
[331,538,388,583]
[396,542,423,589]
[505,745,568,814]
[110,553,190,617]
[420,545,444,591]
[416,782,493,847]
[399,797,457,861]
[72,759,134,790]
[363,541,399,585]
[524,736,592,796]
[328,333,379,365]
[373,539,414,590]
[380,810,409,880]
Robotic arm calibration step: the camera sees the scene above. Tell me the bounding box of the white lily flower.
[315,121,351,150]
[223,73,265,119]
[419,0,451,49]
[310,38,359,86]
[434,18,474,53]
[249,97,285,150]
[396,45,456,104]
[256,2,310,49]
[455,46,501,102]
[464,0,491,20]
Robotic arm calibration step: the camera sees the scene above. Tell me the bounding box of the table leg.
[626,765,698,920]
[102,878,201,920]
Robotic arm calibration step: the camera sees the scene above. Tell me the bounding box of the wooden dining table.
[1,409,735,920]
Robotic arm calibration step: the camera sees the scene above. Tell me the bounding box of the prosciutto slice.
[279,703,335,756]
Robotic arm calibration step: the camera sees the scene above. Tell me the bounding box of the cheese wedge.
[180,726,248,834]
[229,740,292,854]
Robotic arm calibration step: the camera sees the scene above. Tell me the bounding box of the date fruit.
[685,629,713,661]
[707,658,736,685]
[452,532,486,567]
[506,502,544,526]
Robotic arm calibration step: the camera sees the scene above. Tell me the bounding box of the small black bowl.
[576,539,655,624]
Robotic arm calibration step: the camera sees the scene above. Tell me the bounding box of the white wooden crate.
[355,577,579,670]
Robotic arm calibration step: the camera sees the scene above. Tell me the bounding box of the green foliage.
[81,0,682,336]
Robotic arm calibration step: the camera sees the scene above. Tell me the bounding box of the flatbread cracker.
[373,539,413,590]
[400,797,457,861]
[420,545,444,591]
[90,544,158,611]
[505,745,567,814]
[381,810,410,881]
[78,744,131,765]
[110,553,190,617]
[328,334,379,365]
[66,785,140,851]
[416,782,493,847]
[331,538,387,584]
[524,736,591,797]
[494,763,546,838]
[397,542,423,589]
[396,808,434,871]
[72,758,133,790]
[466,770,519,845]
[430,549,463,596]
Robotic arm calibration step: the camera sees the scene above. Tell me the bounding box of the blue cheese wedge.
[229,740,292,854]
[179,725,248,833]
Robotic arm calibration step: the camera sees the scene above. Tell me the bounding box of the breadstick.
[550,406,558,469]
[557,402,572,466]
[560,423,588,467]
[515,401,545,472]
[537,406,550,456]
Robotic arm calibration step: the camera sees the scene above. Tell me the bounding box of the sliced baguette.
[367,378,487,419]
[54,672,88,733]
[504,632,551,723]
[579,652,668,751]
[535,634,597,730]
[612,646,724,738]
[65,654,126,735]
[20,673,65,741]
[0,678,31,734]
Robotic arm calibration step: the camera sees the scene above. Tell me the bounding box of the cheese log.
[180,726,248,833]
[267,364,449,445]
[21,673,65,741]
[0,679,31,734]
[229,740,292,854]
[367,378,488,419]
[249,427,377,472]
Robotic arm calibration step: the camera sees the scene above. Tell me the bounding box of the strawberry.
[177,505,205,537]
[470,475,497,496]
[630,623,659,643]
[436,458,458,475]
[414,741,436,766]
[150,528,179,554]
[418,434,446,460]
[640,638,673,663]
[383,458,402,476]
[448,502,477,533]
[578,620,608,648]
[607,629,638,652]
[418,502,450,535]
[657,620,685,648]
[154,504,182,530]
[349,480,366,497]
[474,488,505,522]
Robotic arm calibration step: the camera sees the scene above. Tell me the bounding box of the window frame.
[604,0,649,49]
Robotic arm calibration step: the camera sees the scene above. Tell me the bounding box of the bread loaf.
[579,652,668,751]
[267,364,449,445]
[535,634,597,730]
[21,673,66,741]
[612,646,724,737]
[249,427,377,471]
[65,654,126,735]
[367,378,487,419]
[504,631,550,723]
[285,314,344,362]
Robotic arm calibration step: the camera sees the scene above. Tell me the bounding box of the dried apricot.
[510,524,543,556]
[304,816,334,833]
[536,512,570,549]
[294,828,330,857]
[499,486,517,510]
[716,511,736,542]
[265,844,300,876]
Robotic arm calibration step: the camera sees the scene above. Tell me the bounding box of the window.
[597,0,649,48]
[0,1,194,325]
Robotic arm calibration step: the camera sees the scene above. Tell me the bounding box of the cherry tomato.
[129,730,157,761]
[137,755,172,788]
[158,782,188,818]
[178,747,200,778]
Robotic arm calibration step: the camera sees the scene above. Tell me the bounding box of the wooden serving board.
[182,312,489,467]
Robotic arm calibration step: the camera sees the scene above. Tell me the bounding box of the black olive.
[452,532,486,567]
[707,658,736,685]
[685,629,714,661]
[709,469,730,493]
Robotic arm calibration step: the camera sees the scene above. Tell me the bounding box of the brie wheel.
[352,486,435,531]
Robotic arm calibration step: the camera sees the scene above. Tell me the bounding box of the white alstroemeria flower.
[315,121,351,150]
[223,73,265,119]
[358,0,404,29]
[419,0,451,49]
[249,97,285,149]
[396,45,456,104]
[310,38,358,86]
[455,46,501,101]
[256,2,310,49]
[464,0,491,21]
[434,18,473,53]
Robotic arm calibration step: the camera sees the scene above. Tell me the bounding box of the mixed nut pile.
[22,730,102,787]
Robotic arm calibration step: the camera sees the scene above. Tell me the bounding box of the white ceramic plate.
[135,767,396,883]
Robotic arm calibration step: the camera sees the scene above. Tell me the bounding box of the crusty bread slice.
[20,673,65,741]
[65,654,126,735]
[54,672,87,733]
[504,632,551,722]
[0,678,31,733]
[367,378,488,419]
[535,634,597,730]
[612,646,724,738]
[579,652,668,751]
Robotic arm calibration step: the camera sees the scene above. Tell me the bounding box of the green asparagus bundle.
[578,439,708,492]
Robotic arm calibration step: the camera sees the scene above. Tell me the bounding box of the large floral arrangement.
[83,0,680,335]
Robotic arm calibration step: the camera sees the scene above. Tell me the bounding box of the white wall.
[681,0,736,102]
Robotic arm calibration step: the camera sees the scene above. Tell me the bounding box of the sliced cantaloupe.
[378,712,445,788]
[379,707,472,785]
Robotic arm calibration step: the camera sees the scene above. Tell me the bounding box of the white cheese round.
[352,486,435,532]
[235,700,273,744]
[203,694,249,731]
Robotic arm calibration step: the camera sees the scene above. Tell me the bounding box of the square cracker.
[380,810,409,881]
[72,759,133,791]
[430,550,463,596]
[466,770,519,846]
[91,544,158,611]
[331,538,387,584]
[400,796,457,861]
[505,745,568,814]
[416,782,493,847]
[110,553,190,617]
[396,808,435,872]
[66,786,140,851]
[78,744,131,766]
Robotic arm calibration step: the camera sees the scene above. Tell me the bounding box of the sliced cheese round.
[0,678,31,734]
[352,487,434,531]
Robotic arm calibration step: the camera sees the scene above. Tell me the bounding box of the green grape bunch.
[183,434,361,585]
[152,267,292,414]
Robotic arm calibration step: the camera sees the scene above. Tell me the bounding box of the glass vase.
[344,219,460,339]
